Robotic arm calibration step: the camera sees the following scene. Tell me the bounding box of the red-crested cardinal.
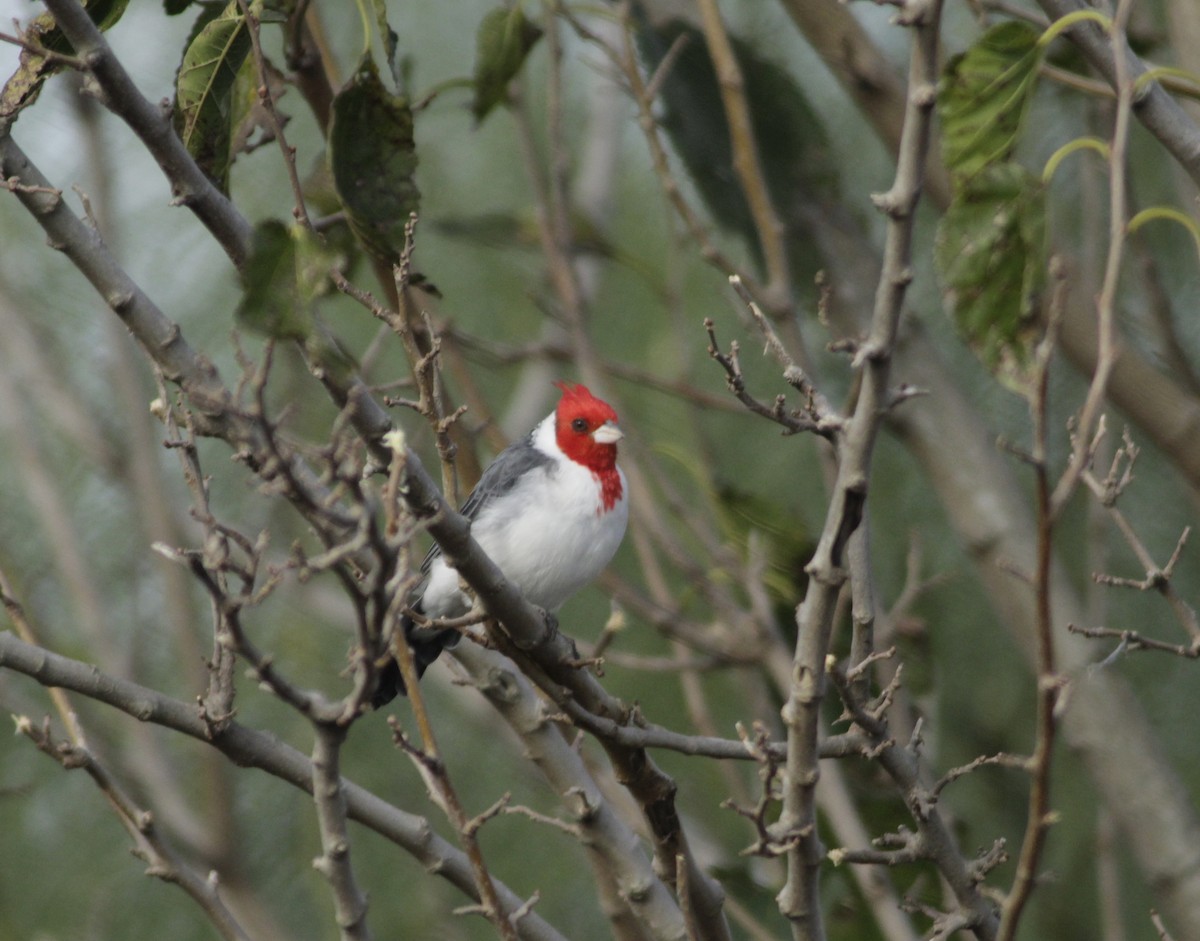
[373,381,628,706]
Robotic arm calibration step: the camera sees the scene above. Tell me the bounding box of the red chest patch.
[595,468,623,514]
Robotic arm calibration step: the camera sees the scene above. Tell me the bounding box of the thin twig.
[1151,909,1178,941]
[1048,2,1137,518]
[381,447,516,941]
[693,0,791,310]
[1068,624,1200,660]
[235,0,312,228]
[703,317,836,438]
[0,632,570,941]
[38,0,254,264]
[611,1,763,295]
[0,25,86,70]
[15,716,253,941]
[997,231,1065,941]
[1082,464,1200,643]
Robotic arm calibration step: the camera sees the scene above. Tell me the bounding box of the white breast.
[421,416,628,619]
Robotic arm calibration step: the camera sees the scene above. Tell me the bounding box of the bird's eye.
[571,418,589,434]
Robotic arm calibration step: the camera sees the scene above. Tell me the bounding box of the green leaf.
[939,21,1042,179]
[0,0,129,132]
[173,0,254,191]
[235,220,340,341]
[934,163,1047,368]
[226,52,265,156]
[294,223,340,303]
[328,55,420,264]
[471,5,543,123]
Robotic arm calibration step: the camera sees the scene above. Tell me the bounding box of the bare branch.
[776,5,953,939]
[1083,464,1200,644]
[39,0,253,265]
[693,0,791,308]
[234,0,311,229]
[0,631,571,941]
[450,641,688,937]
[385,603,518,941]
[933,753,1032,798]
[1152,909,1179,941]
[703,318,835,438]
[15,715,253,941]
[1033,0,1200,189]
[1068,624,1200,661]
[610,3,762,293]
[310,725,372,941]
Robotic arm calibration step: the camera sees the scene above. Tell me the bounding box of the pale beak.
[592,421,623,445]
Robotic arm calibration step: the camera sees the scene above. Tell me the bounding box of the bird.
[373,380,629,707]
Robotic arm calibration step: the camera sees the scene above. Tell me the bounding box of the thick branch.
[17,716,253,941]
[0,631,570,941]
[311,726,372,941]
[39,0,253,266]
[454,642,690,941]
[776,4,943,939]
[1033,0,1200,190]
[775,0,953,209]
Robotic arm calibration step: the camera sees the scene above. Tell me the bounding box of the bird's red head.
[553,382,623,507]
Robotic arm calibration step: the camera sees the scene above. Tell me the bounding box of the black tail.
[370,623,459,708]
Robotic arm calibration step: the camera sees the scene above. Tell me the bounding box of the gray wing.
[418,433,553,575]
[376,436,554,707]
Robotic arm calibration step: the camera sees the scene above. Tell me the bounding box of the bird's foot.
[535,607,578,660]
